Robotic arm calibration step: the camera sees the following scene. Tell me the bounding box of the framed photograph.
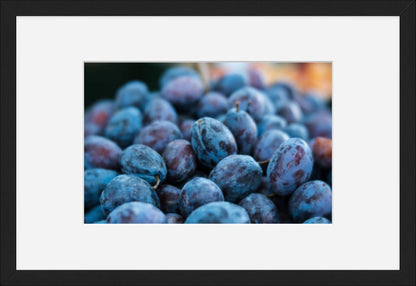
[1,0,414,285]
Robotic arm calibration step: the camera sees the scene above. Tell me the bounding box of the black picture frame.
[1,1,415,285]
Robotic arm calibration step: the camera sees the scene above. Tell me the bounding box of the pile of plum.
[84,66,332,224]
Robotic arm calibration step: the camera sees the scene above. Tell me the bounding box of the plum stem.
[257,159,270,165]
[235,101,240,112]
[153,175,160,190]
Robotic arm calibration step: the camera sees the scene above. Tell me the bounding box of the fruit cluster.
[84,65,332,224]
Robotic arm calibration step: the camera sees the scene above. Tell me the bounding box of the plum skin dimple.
[267,138,314,196]
[120,144,167,186]
[190,117,237,169]
[209,155,262,203]
[107,201,167,223]
[289,180,332,222]
[185,201,250,224]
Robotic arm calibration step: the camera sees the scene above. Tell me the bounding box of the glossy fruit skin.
[84,168,118,209]
[289,180,332,222]
[161,76,204,111]
[185,201,250,224]
[107,201,167,223]
[100,175,160,215]
[227,87,268,122]
[214,73,248,96]
[283,123,309,140]
[190,117,237,168]
[209,155,262,203]
[115,80,149,111]
[84,100,115,137]
[303,217,331,224]
[120,144,167,186]
[84,205,106,223]
[158,184,182,213]
[223,108,257,155]
[162,139,197,183]
[267,138,314,196]
[257,115,287,136]
[159,66,200,88]
[277,101,303,123]
[179,119,195,141]
[84,135,122,170]
[310,137,332,168]
[166,213,184,223]
[105,107,143,148]
[253,130,290,163]
[134,120,183,154]
[143,97,178,125]
[196,92,228,118]
[238,193,280,223]
[179,177,224,218]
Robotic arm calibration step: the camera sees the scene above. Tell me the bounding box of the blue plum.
[84,168,118,209]
[310,137,332,168]
[227,87,268,122]
[185,202,250,224]
[143,97,178,125]
[289,180,332,222]
[267,81,296,100]
[223,105,257,155]
[84,100,114,137]
[209,155,262,202]
[190,117,237,168]
[120,144,167,186]
[84,205,106,223]
[214,73,248,96]
[115,80,149,111]
[267,138,314,196]
[134,120,182,154]
[166,213,184,223]
[179,119,195,141]
[277,101,303,123]
[162,139,197,183]
[179,177,224,217]
[283,123,309,140]
[303,217,331,224]
[158,184,182,213]
[238,193,280,223]
[253,129,289,163]
[159,66,200,88]
[196,92,228,118]
[257,114,287,136]
[255,176,274,197]
[105,107,142,148]
[107,201,167,223]
[161,76,204,111]
[303,109,332,139]
[247,69,266,90]
[84,135,122,170]
[100,174,160,215]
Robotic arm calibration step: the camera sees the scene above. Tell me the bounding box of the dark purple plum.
[303,109,332,139]
[166,213,184,223]
[120,144,167,186]
[196,92,228,118]
[134,120,182,154]
[84,100,114,136]
[209,155,262,203]
[84,205,106,223]
[84,168,118,209]
[143,97,178,125]
[162,139,197,183]
[107,201,167,223]
[105,107,142,148]
[227,87,268,122]
[303,217,331,224]
[179,119,195,141]
[253,129,289,163]
[267,138,314,196]
[277,101,303,123]
[310,137,332,168]
[289,180,332,222]
[238,193,280,223]
[84,135,122,170]
[161,76,204,111]
[185,201,250,224]
[100,174,160,215]
[283,123,309,140]
[179,177,224,217]
[115,80,149,111]
[159,66,200,88]
[248,69,266,89]
[214,73,248,96]
[158,184,181,213]
[223,105,257,155]
[190,117,237,168]
[257,114,287,136]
